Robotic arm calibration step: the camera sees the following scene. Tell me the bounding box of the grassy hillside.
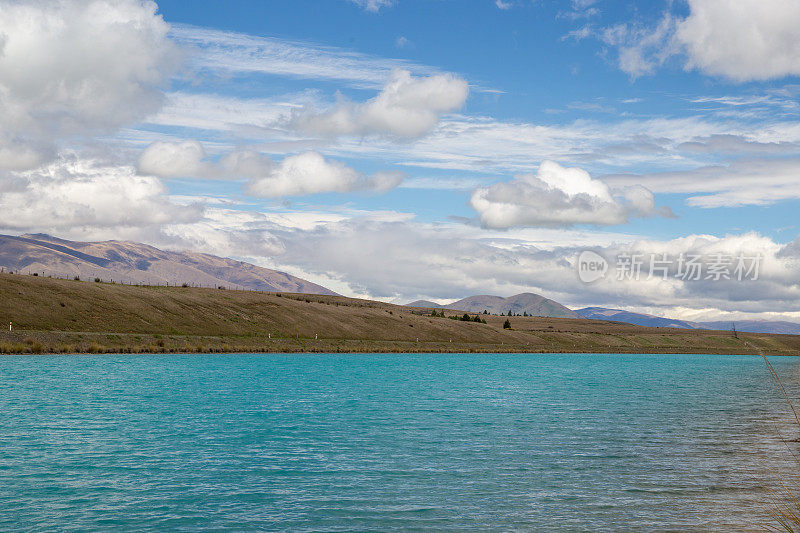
[1,272,799,355]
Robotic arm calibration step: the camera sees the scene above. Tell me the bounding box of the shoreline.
[2,330,798,356]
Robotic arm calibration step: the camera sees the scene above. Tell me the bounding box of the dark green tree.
[503,319,511,329]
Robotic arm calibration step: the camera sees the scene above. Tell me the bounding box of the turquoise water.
[1,353,799,531]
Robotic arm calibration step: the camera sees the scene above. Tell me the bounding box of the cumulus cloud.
[137,140,275,179]
[0,156,201,235]
[176,210,800,318]
[290,69,469,139]
[0,0,179,169]
[470,160,659,228]
[578,232,800,316]
[245,151,404,198]
[603,0,800,81]
[677,0,800,81]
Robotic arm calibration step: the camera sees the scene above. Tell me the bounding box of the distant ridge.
[575,306,800,335]
[407,293,580,318]
[0,233,337,295]
[406,300,442,308]
[575,307,698,329]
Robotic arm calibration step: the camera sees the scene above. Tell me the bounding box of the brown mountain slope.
[0,233,336,295]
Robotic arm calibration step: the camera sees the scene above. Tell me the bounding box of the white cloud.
[133,89,800,185]
[559,0,601,19]
[138,140,207,178]
[349,0,395,12]
[137,140,274,179]
[0,0,179,169]
[191,211,800,317]
[368,170,407,192]
[143,91,308,134]
[245,151,403,198]
[605,158,800,208]
[0,156,200,235]
[290,69,469,139]
[169,24,439,90]
[601,15,679,78]
[677,0,800,81]
[470,160,659,228]
[603,0,800,81]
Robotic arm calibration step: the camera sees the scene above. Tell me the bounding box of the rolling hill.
[0,233,335,295]
[407,293,580,318]
[1,272,799,355]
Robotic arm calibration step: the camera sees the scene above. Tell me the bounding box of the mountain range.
[407,297,800,335]
[575,307,800,335]
[575,307,698,329]
[0,233,336,295]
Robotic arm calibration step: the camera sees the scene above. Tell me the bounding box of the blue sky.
[1,0,800,320]
[148,0,800,241]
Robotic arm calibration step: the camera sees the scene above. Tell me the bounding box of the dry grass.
[1,271,800,355]
[757,348,800,532]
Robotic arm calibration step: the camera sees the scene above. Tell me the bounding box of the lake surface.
[1,353,799,531]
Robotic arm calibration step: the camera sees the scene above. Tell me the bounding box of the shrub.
[182,283,189,288]
[29,341,44,354]
[503,319,512,330]
[74,276,80,281]
[94,277,101,283]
